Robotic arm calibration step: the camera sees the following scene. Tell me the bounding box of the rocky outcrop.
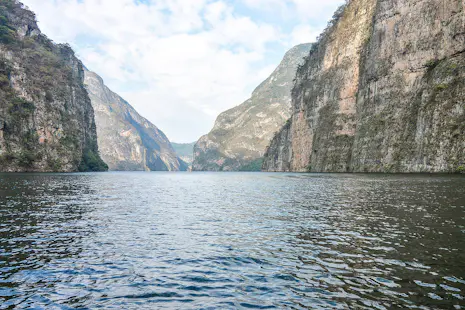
[264,0,464,173]
[193,44,312,171]
[0,0,107,172]
[172,142,195,166]
[84,69,187,171]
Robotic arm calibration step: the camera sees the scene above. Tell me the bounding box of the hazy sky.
[21,0,344,143]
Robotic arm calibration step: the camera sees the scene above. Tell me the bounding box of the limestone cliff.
[172,142,195,166]
[264,0,464,173]
[0,0,107,172]
[193,44,312,171]
[84,69,187,171]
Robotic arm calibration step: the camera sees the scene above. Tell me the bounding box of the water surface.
[0,172,464,309]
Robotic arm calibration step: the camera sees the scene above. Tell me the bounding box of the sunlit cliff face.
[193,44,312,171]
[264,0,465,173]
[21,0,346,142]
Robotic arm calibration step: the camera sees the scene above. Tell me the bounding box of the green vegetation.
[306,3,347,58]
[21,130,38,145]
[47,158,62,171]
[0,152,14,166]
[306,165,312,172]
[0,148,42,170]
[8,97,35,116]
[0,6,16,44]
[0,56,39,169]
[425,59,440,71]
[17,150,39,167]
[383,164,395,173]
[435,83,448,91]
[0,57,11,86]
[0,1,21,45]
[0,73,8,86]
[60,135,79,148]
[0,1,74,101]
[0,24,14,43]
[16,130,41,168]
[239,158,264,172]
[0,1,109,172]
[78,148,108,172]
[457,165,465,174]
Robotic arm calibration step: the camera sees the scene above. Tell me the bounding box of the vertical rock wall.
[0,0,107,172]
[264,0,465,173]
[84,69,187,171]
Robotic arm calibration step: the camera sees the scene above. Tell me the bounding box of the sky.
[21,0,345,143]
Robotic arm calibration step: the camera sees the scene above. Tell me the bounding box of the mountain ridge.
[193,43,312,171]
[0,0,107,172]
[84,68,188,171]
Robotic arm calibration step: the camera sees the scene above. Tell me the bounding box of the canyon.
[84,69,187,171]
[263,0,464,173]
[0,0,106,172]
[193,44,312,171]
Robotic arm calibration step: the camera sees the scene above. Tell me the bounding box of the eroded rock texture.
[193,44,312,171]
[84,69,187,171]
[264,0,465,173]
[0,0,107,172]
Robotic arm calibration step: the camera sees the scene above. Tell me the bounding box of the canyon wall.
[0,0,107,172]
[264,0,464,173]
[84,69,187,171]
[193,44,312,171]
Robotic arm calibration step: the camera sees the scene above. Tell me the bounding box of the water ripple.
[0,172,464,309]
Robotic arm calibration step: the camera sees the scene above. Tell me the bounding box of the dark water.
[0,173,464,309]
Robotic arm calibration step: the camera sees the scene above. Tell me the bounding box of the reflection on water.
[0,172,464,309]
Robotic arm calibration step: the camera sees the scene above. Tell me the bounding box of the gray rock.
[193,44,312,171]
[84,69,187,171]
[264,0,465,173]
[0,1,106,172]
[172,142,195,166]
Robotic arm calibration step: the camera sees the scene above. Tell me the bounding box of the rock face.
[0,0,107,172]
[193,44,312,171]
[264,0,465,173]
[84,69,187,171]
[172,142,195,166]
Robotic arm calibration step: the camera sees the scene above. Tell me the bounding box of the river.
[0,172,464,309]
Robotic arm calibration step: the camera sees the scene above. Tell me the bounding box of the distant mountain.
[84,69,188,171]
[193,43,312,171]
[0,0,106,172]
[172,142,195,165]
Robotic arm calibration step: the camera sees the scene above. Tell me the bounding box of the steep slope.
[0,0,107,172]
[84,69,187,171]
[193,43,312,171]
[264,0,464,173]
[172,142,195,166]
